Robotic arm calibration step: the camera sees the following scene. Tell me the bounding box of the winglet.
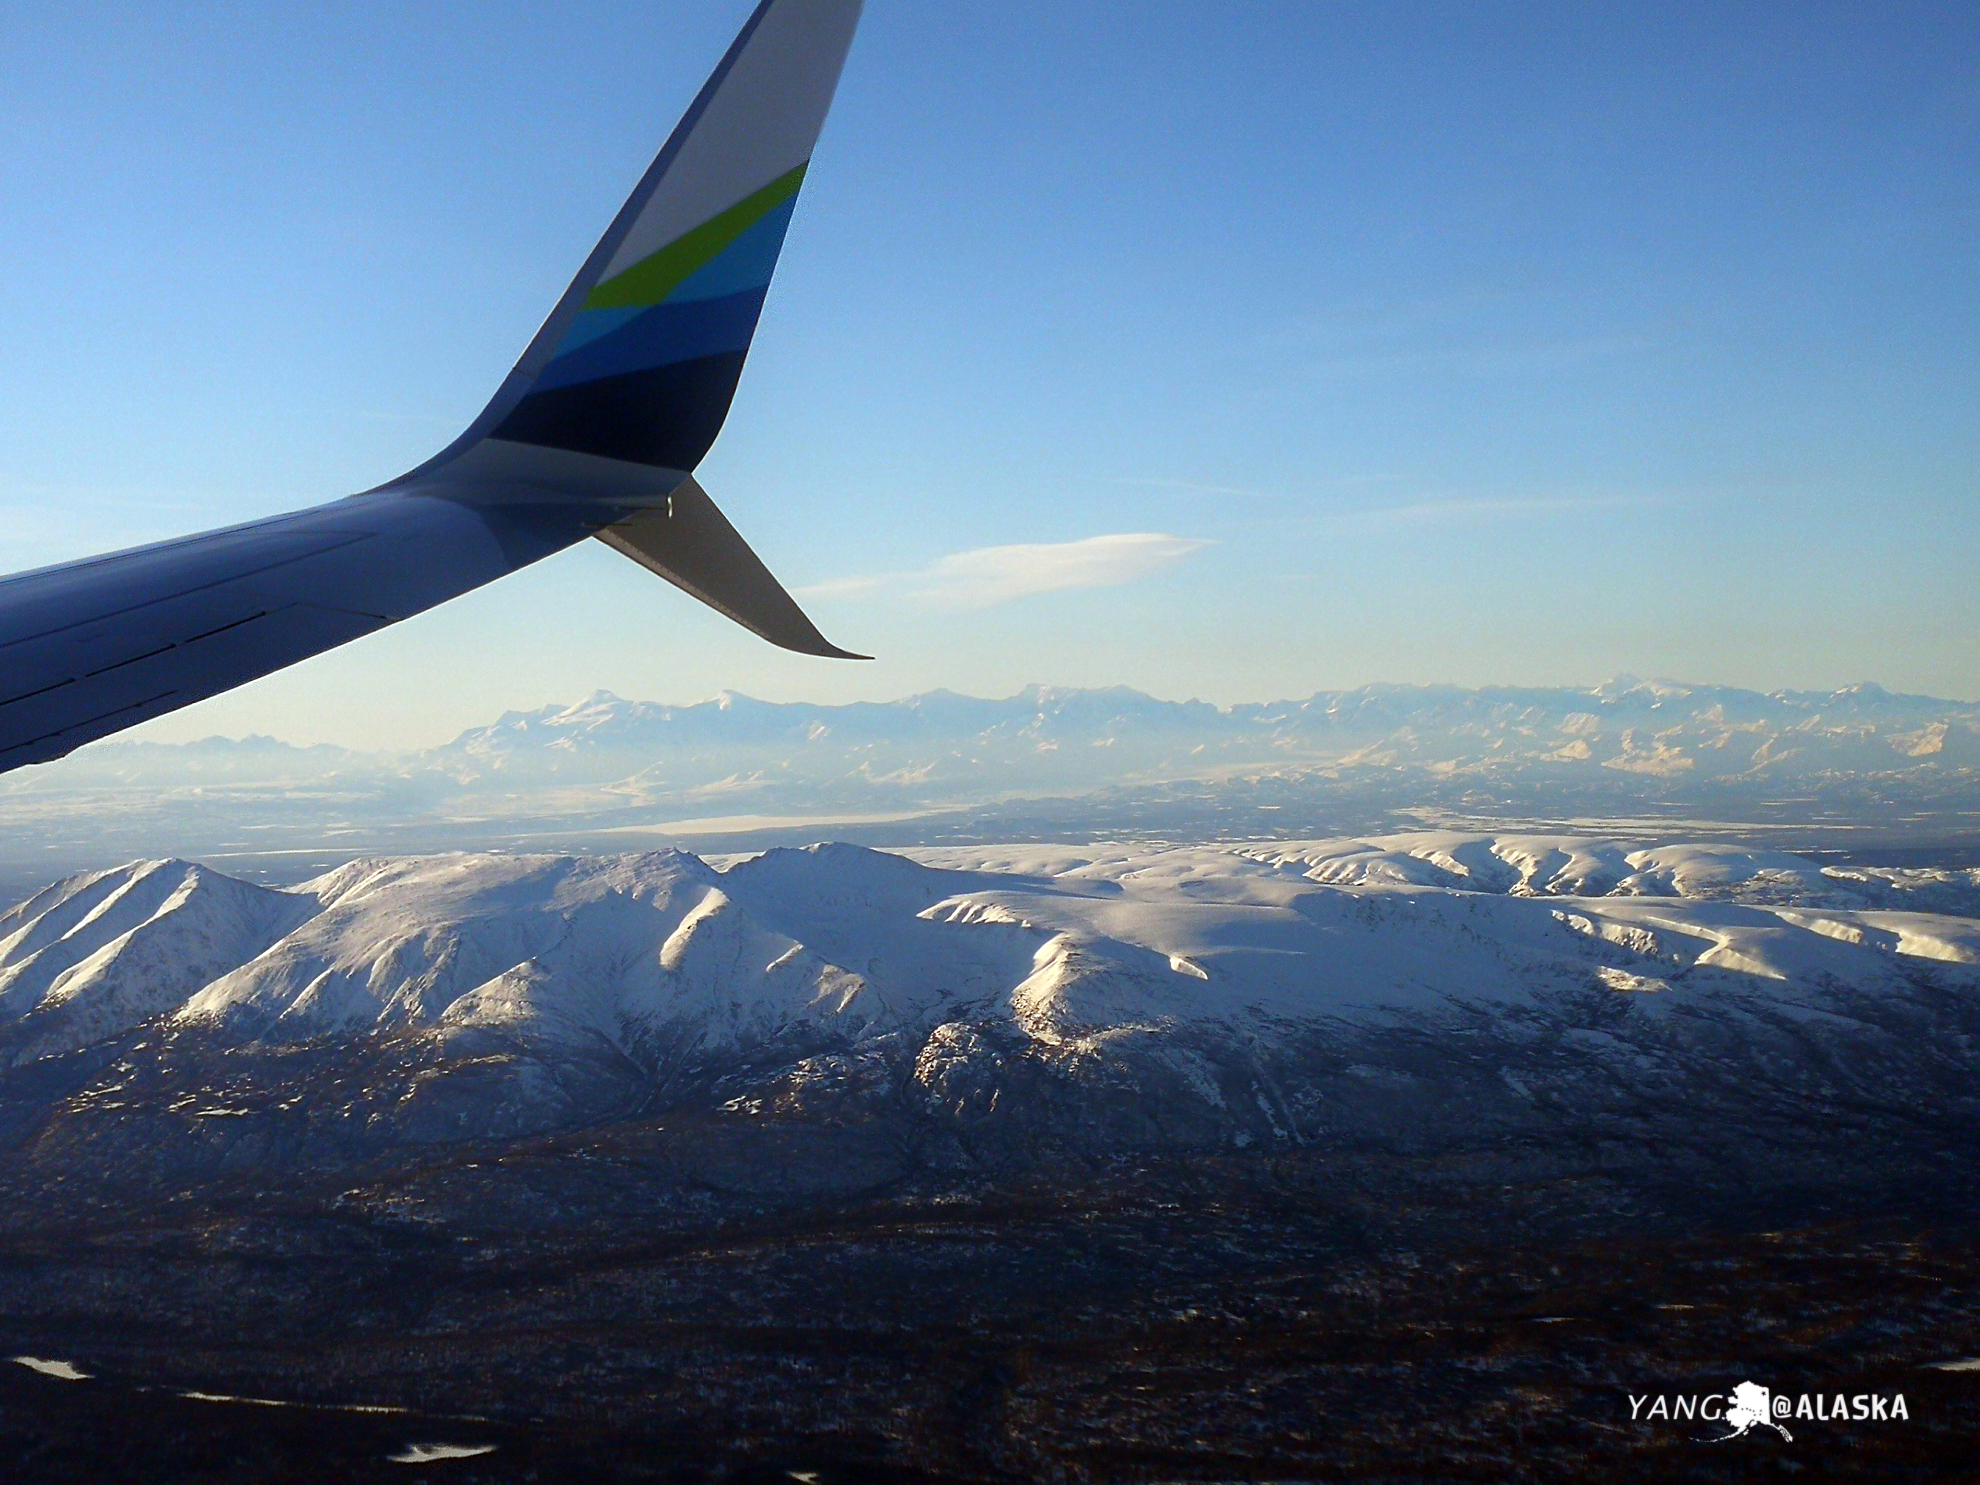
[390,0,868,660]
[596,477,867,658]
[410,0,865,479]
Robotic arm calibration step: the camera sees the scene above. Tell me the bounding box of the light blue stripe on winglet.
[531,289,769,393]
[552,306,647,357]
[663,196,800,304]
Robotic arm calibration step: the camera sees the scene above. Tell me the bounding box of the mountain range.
[4,833,1976,1194]
[51,677,1980,786]
[3,680,1977,899]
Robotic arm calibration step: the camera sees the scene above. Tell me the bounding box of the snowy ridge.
[0,835,1976,1162]
[0,834,1972,1052]
[0,861,317,1058]
[175,852,878,1055]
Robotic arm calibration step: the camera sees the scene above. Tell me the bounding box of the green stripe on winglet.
[584,163,809,312]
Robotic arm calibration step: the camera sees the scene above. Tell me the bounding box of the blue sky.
[1,1,1974,747]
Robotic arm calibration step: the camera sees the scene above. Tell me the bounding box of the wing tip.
[744,610,870,661]
[796,640,872,661]
[593,494,870,662]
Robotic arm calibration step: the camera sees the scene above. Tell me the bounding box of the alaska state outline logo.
[1629,1380,1910,1440]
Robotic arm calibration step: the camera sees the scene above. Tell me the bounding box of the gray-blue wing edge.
[0,495,595,769]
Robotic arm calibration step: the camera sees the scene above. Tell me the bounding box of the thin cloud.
[790,573,888,601]
[1114,476,1286,500]
[1298,334,1657,380]
[797,533,1213,610]
[1333,493,1646,530]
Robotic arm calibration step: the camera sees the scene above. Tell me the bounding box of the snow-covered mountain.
[5,680,1976,901]
[2,836,1976,1186]
[25,679,1980,796]
[432,678,1980,785]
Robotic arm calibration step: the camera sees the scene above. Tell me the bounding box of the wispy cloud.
[1114,476,1286,500]
[791,573,891,602]
[1296,334,1657,381]
[797,533,1213,609]
[1260,290,1663,380]
[1331,493,1646,530]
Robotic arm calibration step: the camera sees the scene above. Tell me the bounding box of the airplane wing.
[0,0,866,775]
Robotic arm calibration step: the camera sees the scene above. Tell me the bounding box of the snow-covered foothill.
[174,852,883,1055]
[0,860,317,1059]
[0,836,1968,1061]
[0,834,1973,1161]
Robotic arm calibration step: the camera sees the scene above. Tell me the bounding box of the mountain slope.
[0,835,1973,1200]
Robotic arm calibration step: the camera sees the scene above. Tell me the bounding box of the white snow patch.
[13,1356,88,1380]
[390,1443,499,1464]
[181,1390,288,1406]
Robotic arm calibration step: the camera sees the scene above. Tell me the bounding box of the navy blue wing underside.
[0,495,599,768]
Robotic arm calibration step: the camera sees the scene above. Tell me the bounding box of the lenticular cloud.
[917,533,1212,606]
[800,532,1213,609]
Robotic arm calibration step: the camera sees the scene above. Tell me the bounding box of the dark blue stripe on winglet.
[489,352,748,468]
[531,288,769,393]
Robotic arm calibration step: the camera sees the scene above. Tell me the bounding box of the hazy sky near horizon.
[2,1,1975,748]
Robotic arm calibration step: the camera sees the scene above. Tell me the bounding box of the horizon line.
[87,675,1980,756]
